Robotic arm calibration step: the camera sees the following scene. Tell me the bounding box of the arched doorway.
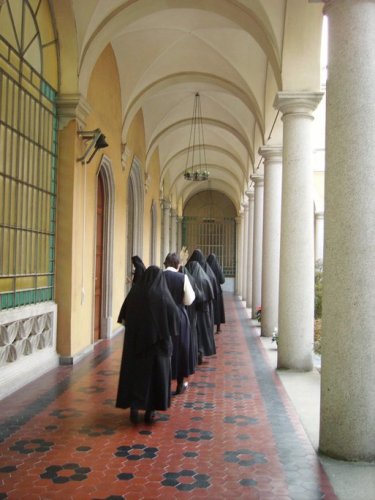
[183,190,236,290]
[94,174,104,341]
[94,156,115,341]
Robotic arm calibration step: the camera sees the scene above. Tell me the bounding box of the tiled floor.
[0,294,337,499]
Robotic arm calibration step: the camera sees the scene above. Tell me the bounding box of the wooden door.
[94,174,104,341]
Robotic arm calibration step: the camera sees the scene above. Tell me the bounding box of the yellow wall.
[85,44,125,349]
[56,44,124,356]
[125,108,146,168]
[126,110,160,266]
[55,120,76,355]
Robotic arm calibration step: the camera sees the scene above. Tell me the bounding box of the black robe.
[180,266,200,372]
[164,270,192,380]
[131,255,146,284]
[185,259,216,357]
[187,249,220,338]
[207,253,226,325]
[116,266,179,411]
[188,249,220,305]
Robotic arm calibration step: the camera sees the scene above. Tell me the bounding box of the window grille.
[0,35,57,310]
[182,216,236,277]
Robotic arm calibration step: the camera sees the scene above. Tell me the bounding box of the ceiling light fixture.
[183,92,209,182]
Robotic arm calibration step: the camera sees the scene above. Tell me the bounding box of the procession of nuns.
[116,249,226,424]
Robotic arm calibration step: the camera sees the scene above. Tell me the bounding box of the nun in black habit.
[116,265,179,424]
[207,253,226,333]
[185,259,216,363]
[131,255,146,285]
[180,264,203,373]
[188,249,220,304]
[163,252,195,395]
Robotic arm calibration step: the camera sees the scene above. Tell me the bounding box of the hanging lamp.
[183,92,210,181]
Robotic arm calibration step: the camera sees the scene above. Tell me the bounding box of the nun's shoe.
[129,408,139,424]
[175,381,188,395]
[144,410,156,424]
[198,352,203,365]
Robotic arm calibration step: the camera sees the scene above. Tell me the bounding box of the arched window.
[126,157,144,286]
[0,1,58,309]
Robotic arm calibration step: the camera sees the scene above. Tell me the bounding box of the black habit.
[131,255,146,284]
[116,266,179,412]
[207,253,226,326]
[164,270,193,380]
[180,266,200,371]
[185,259,216,357]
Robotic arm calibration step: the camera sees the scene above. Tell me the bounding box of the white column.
[170,209,177,253]
[250,175,264,318]
[314,212,324,262]
[245,189,254,310]
[259,146,283,337]
[162,200,171,261]
[320,0,375,461]
[274,91,323,370]
[241,201,249,301]
[177,216,183,253]
[235,215,243,296]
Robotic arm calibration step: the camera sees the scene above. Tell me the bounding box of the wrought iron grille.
[182,216,236,276]
[0,35,57,309]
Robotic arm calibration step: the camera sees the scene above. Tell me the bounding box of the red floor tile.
[0,294,337,499]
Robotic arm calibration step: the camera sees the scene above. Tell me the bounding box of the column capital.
[273,91,324,117]
[245,189,254,201]
[315,211,324,220]
[241,200,249,212]
[56,93,92,130]
[258,145,282,162]
[250,174,264,187]
[160,199,171,210]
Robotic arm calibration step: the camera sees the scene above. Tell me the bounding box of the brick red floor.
[0,294,337,499]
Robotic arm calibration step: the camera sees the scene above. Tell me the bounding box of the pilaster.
[170,209,177,254]
[56,93,91,130]
[161,200,171,261]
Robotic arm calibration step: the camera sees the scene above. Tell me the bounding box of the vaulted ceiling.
[71,0,323,210]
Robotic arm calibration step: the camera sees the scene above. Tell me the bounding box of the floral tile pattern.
[0,294,337,499]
